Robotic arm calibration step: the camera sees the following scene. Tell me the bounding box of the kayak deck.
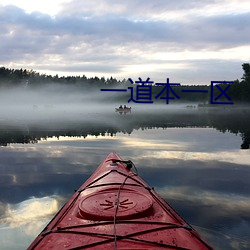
[28,152,213,249]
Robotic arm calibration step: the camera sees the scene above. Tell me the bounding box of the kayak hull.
[28,152,212,249]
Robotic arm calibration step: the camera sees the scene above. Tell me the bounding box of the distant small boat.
[186,105,196,109]
[115,107,132,113]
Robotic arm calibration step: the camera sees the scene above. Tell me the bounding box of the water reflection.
[0,196,62,250]
[1,196,59,228]
[0,112,250,249]
[0,107,250,149]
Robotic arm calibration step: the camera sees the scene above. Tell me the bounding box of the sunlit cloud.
[153,150,250,166]
[0,0,66,16]
[0,196,59,230]
[0,196,62,249]
[120,138,185,151]
[153,46,250,62]
[157,186,250,215]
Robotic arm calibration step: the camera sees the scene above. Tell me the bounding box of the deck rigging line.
[112,160,137,249]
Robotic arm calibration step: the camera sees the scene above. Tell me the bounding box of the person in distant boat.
[119,105,123,109]
[124,105,127,109]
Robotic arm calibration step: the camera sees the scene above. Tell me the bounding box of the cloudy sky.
[0,0,250,84]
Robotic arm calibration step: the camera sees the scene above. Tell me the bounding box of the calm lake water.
[0,105,250,249]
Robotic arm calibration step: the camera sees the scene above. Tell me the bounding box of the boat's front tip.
[88,152,128,179]
[103,152,134,172]
[104,152,123,162]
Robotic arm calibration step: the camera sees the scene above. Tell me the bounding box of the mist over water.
[0,84,250,149]
[0,85,116,123]
[0,84,203,127]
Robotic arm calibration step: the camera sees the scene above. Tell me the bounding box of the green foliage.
[242,63,250,82]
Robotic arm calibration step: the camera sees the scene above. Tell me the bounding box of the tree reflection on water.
[0,108,249,149]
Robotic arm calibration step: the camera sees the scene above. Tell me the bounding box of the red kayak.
[28,152,213,249]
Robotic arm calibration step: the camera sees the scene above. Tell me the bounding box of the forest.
[0,63,250,104]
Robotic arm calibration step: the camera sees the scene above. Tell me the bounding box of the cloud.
[0,196,61,249]
[0,1,249,83]
[0,196,59,229]
[58,0,242,19]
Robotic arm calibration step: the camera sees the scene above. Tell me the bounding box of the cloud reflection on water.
[0,196,59,228]
[0,196,61,250]
[0,127,249,249]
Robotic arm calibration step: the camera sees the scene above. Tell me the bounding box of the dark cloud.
[1,4,249,48]
[183,13,250,49]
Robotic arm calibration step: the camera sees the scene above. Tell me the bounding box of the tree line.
[0,67,126,88]
[0,63,249,103]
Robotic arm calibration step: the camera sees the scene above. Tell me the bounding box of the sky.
[0,0,250,85]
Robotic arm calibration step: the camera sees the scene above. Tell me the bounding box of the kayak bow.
[28,152,213,249]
